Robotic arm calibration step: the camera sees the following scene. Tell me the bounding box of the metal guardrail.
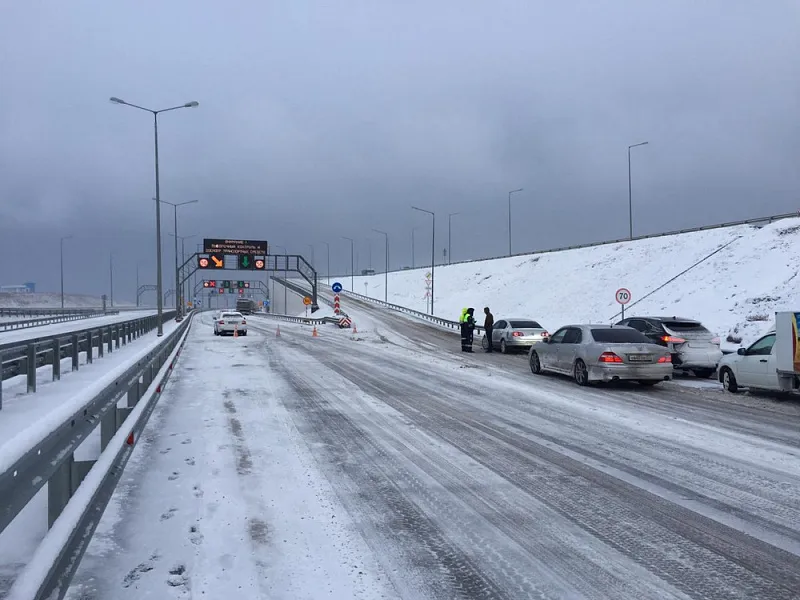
[0,310,178,408]
[0,310,119,333]
[327,210,800,278]
[250,312,348,327]
[0,308,105,318]
[1,313,194,600]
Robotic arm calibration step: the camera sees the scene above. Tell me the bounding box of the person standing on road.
[461,307,476,352]
[460,307,476,352]
[483,307,494,353]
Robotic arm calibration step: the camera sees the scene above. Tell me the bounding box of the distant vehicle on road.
[236,298,256,315]
[481,318,549,353]
[528,324,673,386]
[214,311,247,336]
[361,269,376,276]
[615,316,722,378]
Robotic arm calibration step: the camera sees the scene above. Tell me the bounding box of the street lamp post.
[342,237,355,291]
[60,235,72,309]
[159,199,198,319]
[307,244,315,268]
[109,252,114,308]
[628,141,649,239]
[272,245,287,313]
[412,227,418,269]
[372,229,389,302]
[448,212,459,264]
[322,242,331,285]
[412,206,435,315]
[169,232,196,313]
[508,188,523,256]
[110,96,199,335]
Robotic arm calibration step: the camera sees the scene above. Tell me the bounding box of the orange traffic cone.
[276,325,281,337]
[234,325,239,338]
[312,326,319,337]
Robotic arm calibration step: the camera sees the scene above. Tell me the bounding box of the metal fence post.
[98,330,104,358]
[72,333,80,371]
[52,338,61,381]
[115,325,121,350]
[100,404,117,451]
[108,326,113,354]
[48,455,74,527]
[87,331,94,364]
[26,343,36,393]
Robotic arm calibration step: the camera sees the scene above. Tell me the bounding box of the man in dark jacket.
[460,307,476,352]
[483,307,494,352]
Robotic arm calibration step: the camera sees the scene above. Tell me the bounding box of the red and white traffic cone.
[312,326,319,337]
[352,322,357,334]
[234,325,239,338]
[276,325,281,337]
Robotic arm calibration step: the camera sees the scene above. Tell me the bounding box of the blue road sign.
[332,282,343,293]
[264,299,270,306]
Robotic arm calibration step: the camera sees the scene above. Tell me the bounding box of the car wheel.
[573,359,589,386]
[638,380,660,387]
[500,339,508,354]
[721,368,739,393]
[529,351,542,374]
[693,368,714,379]
[481,336,489,350]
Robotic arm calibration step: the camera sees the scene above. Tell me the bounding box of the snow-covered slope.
[0,293,136,309]
[348,218,800,348]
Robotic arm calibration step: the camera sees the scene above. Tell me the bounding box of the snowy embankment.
[350,218,800,348]
[0,293,136,309]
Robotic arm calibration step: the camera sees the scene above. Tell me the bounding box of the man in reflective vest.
[460,308,476,352]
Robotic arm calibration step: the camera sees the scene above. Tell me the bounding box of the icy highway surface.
[65,305,800,600]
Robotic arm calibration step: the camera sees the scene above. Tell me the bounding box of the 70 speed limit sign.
[615,288,632,305]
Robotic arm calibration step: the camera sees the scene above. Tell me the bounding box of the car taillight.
[658,354,672,363]
[218,320,224,324]
[711,337,720,345]
[242,320,247,325]
[598,352,623,363]
[512,331,524,337]
[541,331,549,337]
[661,335,686,344]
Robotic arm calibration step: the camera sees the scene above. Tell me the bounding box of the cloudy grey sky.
[1,0,798,302]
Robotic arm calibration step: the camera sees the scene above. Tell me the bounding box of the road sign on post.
[303,296,312,306]
[616,287,632,320]
[332,282,343,293]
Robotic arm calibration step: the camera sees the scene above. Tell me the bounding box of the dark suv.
[615,316,722,378]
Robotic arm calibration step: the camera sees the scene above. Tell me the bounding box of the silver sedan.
[481,318,549,353]
[528,324,673,386]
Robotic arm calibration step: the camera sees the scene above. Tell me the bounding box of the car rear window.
[509,320,542,329]
[591,328,650,343]
[662,320,710,333]
[222,313,242,318]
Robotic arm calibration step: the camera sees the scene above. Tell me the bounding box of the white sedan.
[214,311,247,336]
[717,331,778,393]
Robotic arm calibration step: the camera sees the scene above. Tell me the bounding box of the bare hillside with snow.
[0,293,137,309]
[347,218,800,348]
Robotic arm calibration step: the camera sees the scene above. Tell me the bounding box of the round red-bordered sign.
[615,288,632,305]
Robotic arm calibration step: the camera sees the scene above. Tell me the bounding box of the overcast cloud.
[0,0,798,302]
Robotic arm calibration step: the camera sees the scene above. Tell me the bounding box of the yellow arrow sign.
[211,255,224,268]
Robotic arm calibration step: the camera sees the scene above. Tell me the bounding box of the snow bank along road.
[66,308,800,600]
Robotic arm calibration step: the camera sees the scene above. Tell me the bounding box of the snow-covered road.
[64,308,800,600]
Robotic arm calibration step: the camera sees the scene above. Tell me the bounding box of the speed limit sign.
[615,288,632,305]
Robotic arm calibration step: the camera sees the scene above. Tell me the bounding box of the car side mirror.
[737,348,746,355]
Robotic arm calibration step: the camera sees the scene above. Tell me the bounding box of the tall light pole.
[508,188,523,256]
[342,236,355,291]
[110,96,199,335]
[412,206,435,315]
[448,212,460,264]
[109,252,115,308]
[322,242,331,285]
[60,235,72,309]
[169,232,195,313]
[628,141,649,240]
[158,199,198,319]
[272,245,287,313]
[411,227,418,269]
[307,244,315,268]
[372,229,389,302]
